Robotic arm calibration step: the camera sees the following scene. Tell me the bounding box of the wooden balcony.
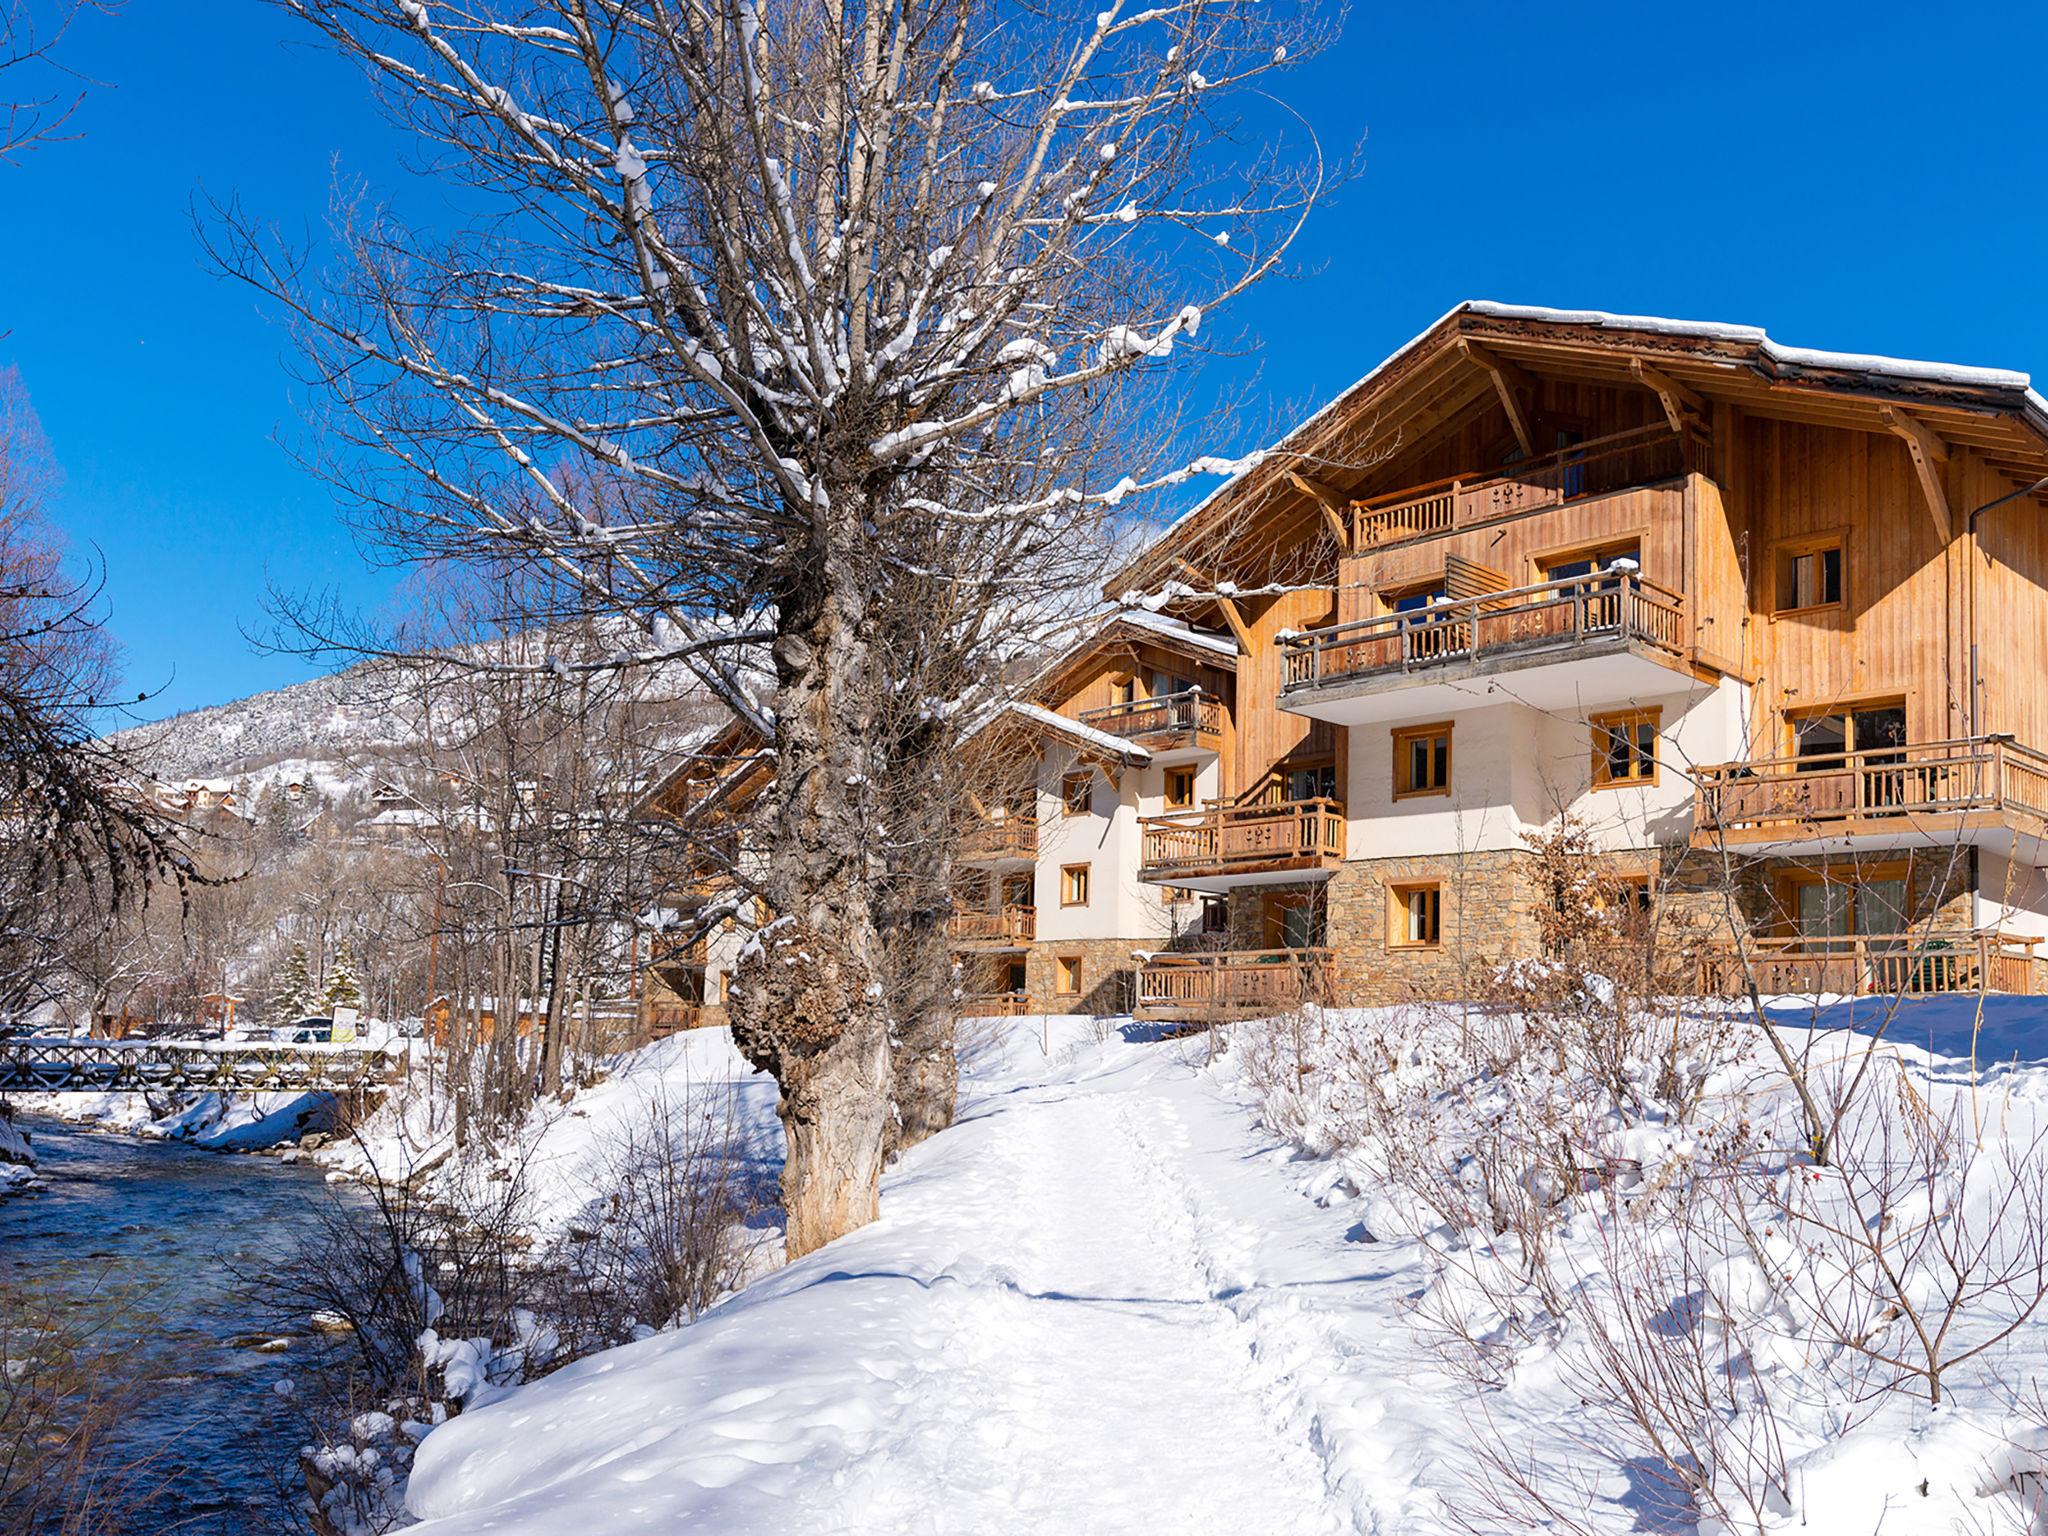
[1134,948,1331,1020]
[1692,736,2048,851]
[1280,571,1690,725]
[1697,931,2039,998]
[1076,689,1225,756]
[959,813,1037,865]
[1350,422,1706,549]
[947,906,1037,948]
[959,991,1033,1016]
[1138,798,1344,890]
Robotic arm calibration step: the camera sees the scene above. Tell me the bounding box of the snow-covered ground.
[398,1017,1458,1534]
[390,998,2048,1536]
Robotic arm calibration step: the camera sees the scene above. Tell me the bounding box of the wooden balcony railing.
[1282,571,1685,692]
[1139,797,1344,880]
[1135,948,1331,1017]
[1350,422,1706,549]
[1698,931,2039,998]
[959,992,1033,1016]
[1693,736,2048,843]
[959,813,1038,862]
[947,906,1037,945]
[1077,689,1225,745]
[644,1001,706,1037]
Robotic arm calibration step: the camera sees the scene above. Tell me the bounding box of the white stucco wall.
[1030,744,1216,943]
[1973,847,2048,940]
[1342,676,1751,859]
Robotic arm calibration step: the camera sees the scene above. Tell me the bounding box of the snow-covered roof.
[1111,609,1238,659]
[1110,299,2048,596]
[981,700,1153,763]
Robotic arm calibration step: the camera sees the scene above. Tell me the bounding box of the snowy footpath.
[403,1019,1460,1535]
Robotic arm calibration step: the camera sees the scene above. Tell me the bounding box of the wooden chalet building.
[1089,301,2048,1016]
[633,721,772,1036]
[952,612,1241,1014]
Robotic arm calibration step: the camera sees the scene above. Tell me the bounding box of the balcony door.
[1793,702,1908,811]
[1782,866,1910,948]
[1001,873,1033,913]
[1263,893,1326,951]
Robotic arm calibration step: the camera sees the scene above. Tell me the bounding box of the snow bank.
[319,1026,781,1244]
[387,998,2048,1536]
[0,1111,34,1194]
[14,1088,336,1149]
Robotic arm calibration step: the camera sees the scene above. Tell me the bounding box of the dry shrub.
[542,1080,770,1347]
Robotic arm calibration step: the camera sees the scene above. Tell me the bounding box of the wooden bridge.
[0,1038,403,1094]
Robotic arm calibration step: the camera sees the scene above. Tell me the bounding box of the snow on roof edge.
[1109,609,1238,659]
[1111,300,2048,596]
[978,700,1153,763]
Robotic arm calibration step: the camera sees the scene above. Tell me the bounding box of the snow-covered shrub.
[540,1079,770,1347]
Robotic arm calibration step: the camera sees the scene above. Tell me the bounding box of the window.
[1061,863,1091,906]
[1385,582,1447,616]
[1201,899,1230,935]
[1054,955,1082,995]
[1061,770,1092,816]
[1001,873,1033,910]
[1774,537,1845,613]
[1150,670,1194,699]
[1111,675,1137,706]
[1165,766,1198,809]
[1163,885,1195,906]
[1793,703,1905,766]
[1389,882,1442,948]
[1283,760,1338,802]
[1543,541,1641,584]
[1778,864,1910,941]
[1005,960,1028,993]
[1392,722,1452,799]
[1265,893,1325,950]
[1591,708,1660,787]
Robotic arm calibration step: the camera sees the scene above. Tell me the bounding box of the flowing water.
[0,1115,358,1534]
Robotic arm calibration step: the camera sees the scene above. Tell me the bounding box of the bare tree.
[210,0,1336,1254]
[0,0,114,164]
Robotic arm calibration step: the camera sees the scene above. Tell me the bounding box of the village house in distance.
[948,302,2048,1018]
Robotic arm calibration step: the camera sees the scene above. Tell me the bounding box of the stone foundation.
[957,938,1153,1015]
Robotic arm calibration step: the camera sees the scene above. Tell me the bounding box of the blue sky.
[6,0,2047,721]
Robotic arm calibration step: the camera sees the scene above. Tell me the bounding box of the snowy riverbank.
[11,1087,340,1151]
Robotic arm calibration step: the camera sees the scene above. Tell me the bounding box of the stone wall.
[957,939,1149,1015]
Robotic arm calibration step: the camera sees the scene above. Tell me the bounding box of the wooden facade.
[1107,302,2048,1012]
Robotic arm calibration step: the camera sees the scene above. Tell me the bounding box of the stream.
[0,1114,360,1534]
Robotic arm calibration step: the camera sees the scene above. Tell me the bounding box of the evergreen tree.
[324,939,363,1013]
[270,942,315,1025]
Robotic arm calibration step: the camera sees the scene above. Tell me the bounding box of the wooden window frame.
[1060,863,1091,907]
[1392,721,1453,800]
[1387,881,1443,950]
[1164,765,1198,810]
[1278,755,1339,804]
[1162,885,1195,906]
[1770,529,1848,618]
[1060,770,1093,817]
[1384,577,1449,618]
[1772,860,1912,938]
[1781,695,1909,759]
[1531,529,1647,586]
[1054,954,1083,996]
[1590,707,1662,789]
[1110,673,1138,706]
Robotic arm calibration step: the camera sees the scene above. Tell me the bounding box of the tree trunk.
[728,518,891,1260]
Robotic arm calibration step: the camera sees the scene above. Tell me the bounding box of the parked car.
[274,1016,334,1044]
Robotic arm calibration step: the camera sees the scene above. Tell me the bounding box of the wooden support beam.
[1173,559,1254,654]
[1630,359,1708,436]
[1883,407,1954,542]
[1284,469,1353,554]
[1457,339,1538,458]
